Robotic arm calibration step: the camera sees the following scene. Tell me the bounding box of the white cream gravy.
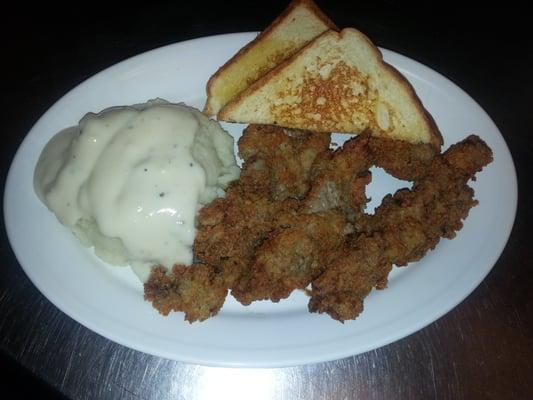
[34,103,220,280]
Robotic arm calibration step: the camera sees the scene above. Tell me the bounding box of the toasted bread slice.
[219,28,443,147]
[203,0,336,116]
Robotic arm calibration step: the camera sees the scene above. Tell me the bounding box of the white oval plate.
[4,33,517,367]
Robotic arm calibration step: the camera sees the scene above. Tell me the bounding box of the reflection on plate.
[3,33,517,367]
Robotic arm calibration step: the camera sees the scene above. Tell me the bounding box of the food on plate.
[144,1,491,323]
[144,125,492,322]
[309,135,493,321]
[218,28,442,147]
[34,0,493,325]
[145,124,340,321]
[204,0,336,116]
[34,100,239,281]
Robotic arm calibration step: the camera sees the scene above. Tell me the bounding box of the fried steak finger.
[195,125,327,285]
[232,211,348,304]
[309,135,493,321]
[147,124,333,321]
[304,134,372,216]
[238,124,330,200]
[368,135,438,181]
[144,264,227,323]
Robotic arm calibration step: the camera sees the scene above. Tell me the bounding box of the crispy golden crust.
[303,133,372,217]
[368,135,438,180]
[195,190,290,286]
[232,210,348,304]
[204,0,337,115]
[144,264,227,323]
[195,126,333,278]
[308,136,492,321]
[291,0,338,31]
[379,61,443,147]
[144,123,491,323]
[238,124,331,200]
[151,125,335,321]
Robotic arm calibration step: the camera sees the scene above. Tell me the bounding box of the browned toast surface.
[218,28,442,147]
[204,0,337,116]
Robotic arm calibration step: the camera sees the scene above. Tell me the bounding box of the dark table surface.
[1,1,532,399]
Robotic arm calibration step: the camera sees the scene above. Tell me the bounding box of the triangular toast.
[218,28,442,147]
[203,0,336,116]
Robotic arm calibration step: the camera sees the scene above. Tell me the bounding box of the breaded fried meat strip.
[145,125,332,321]
[144,264,227,322]
[238,124,330,200]
[309,136,493,321]
[232,210,349,304]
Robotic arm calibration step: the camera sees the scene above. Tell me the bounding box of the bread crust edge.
[346,28,443,148]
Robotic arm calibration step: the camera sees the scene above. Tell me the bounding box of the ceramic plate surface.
[4,33,517,367]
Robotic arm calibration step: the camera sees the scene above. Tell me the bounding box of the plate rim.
[3,32,518,367]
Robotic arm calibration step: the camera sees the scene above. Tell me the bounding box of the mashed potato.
[34,100,240,281]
